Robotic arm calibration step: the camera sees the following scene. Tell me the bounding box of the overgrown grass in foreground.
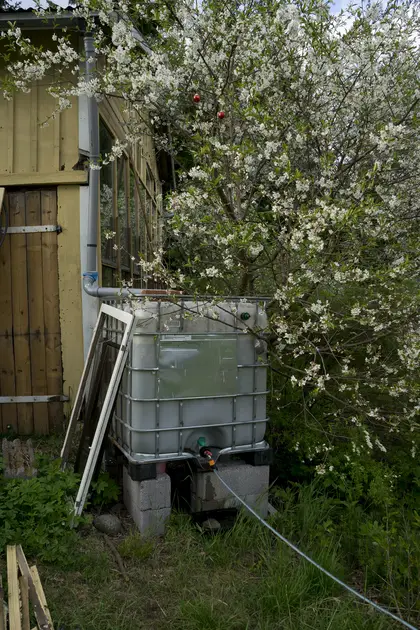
[38,500,407,630]
[0,444,416,629]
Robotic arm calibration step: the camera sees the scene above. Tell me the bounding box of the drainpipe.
[82,30,152,299]
[81,21,177,299]
[83,33,100,289]
[82,276,182,298]
[82,278,149,297]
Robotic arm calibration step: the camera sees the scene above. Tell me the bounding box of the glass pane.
[137,179,147,264]
[130,169,138,269]
[117,157,129,269]
[121,269,132,283]
[100,119,116,266]
[146,163,155,197]
[158,335,238,398]
[102,265,116,288]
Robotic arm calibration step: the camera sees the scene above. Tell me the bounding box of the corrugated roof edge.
[0,7,93,29]
[0,7,152,54]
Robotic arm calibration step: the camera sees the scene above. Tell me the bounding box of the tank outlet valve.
[197,437,207,448]
[199,446,216,468]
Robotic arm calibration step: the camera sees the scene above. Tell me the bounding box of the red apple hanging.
[193,94,200,102]
[218,111,225,119]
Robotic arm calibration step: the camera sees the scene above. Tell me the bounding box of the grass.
[38,510,402,630]
[1,437,415,629]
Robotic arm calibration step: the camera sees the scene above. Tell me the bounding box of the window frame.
[99,116,161,288]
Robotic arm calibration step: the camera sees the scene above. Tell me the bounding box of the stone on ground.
[93,514,122,536]
[201,518,221,533]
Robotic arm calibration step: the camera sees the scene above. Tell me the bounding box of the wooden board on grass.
[19,575,30,630]
[7,545,22,630]
[16,546,52,630]
[29,567,54,630]
[0,575,5,630]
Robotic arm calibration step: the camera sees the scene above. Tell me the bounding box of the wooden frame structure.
[0,13,162,433]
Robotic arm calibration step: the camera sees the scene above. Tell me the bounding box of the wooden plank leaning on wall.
[0,188,18,433]
[41,189,63,433]
[9,190,33,434]
[26,190,49,434]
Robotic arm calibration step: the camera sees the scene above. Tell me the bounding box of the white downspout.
[83,33,100,287]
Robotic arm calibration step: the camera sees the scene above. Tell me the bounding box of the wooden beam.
[0,187,5,209]
[29,567,54,630]
[7,98,14,173]
[7,545,22,630]
[41,190,63,433]
[19,575,30,630]
[26,190,49,434]
[10,191,33,435]
[0,575,5,630]
[0,193,17,432]
[0,171,88,187]
[16,546,51,630]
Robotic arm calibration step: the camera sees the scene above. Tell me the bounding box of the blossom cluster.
[2,0,419,474]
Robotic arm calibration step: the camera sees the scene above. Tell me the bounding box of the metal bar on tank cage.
[178,400,183,456]
[120,390,268,402]
[155,300,162,457]
[232,396,237,448]
[118,417,268,433]
[108,297,270,464]
[180,299,185,332]
[252,302,259,447]
[129,325,133,459]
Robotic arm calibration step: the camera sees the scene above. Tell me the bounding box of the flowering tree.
[2,0,420,479]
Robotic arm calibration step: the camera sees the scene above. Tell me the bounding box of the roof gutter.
[0,11,93,29]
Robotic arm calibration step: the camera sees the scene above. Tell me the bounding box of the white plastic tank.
[111,299,269,462]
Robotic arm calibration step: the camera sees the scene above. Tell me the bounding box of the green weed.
[118,531,155,560]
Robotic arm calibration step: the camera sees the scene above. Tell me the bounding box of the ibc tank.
[111,299,269,463]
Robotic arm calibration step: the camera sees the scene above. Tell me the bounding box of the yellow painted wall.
[1,36,83,421]
[0,77,79,176]
[57,185,84,414]
[0,29,161,424]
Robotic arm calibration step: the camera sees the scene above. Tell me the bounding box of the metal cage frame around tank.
[104,296,271,463]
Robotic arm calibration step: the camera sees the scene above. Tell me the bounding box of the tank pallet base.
[125,461,158,481]
[106,437,272,479]
[106,441,271,535]
[242,447,273,467]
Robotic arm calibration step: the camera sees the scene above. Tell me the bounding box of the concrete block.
[192,461,269,502]
[123,467,172,536]
[191,491,268,517]
[130,505,171,537]
[123,468,171,511]
[191,460,269,517]
[244,493,269,518]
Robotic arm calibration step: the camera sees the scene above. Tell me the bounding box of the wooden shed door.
[0,189,64,435]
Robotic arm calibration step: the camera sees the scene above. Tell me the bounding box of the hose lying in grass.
[214,469,418,630]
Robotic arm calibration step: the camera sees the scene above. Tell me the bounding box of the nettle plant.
[3,0,420,482]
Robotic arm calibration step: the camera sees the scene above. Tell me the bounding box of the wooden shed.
[0,10,162,435]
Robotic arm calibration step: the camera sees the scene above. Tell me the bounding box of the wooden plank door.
[0,188,64,434]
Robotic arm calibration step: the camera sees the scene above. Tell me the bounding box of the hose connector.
[199,446,215,468]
